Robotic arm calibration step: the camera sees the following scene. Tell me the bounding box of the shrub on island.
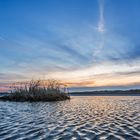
[0,80,70,102]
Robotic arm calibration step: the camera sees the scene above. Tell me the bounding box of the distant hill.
[70,89,140,96]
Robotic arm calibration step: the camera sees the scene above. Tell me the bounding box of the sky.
[1,0,140,91]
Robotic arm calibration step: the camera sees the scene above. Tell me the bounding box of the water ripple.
[0,96,140,140]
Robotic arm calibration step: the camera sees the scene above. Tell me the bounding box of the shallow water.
[0,96,140,140]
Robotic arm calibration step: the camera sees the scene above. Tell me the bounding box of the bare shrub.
[4,79,70,101]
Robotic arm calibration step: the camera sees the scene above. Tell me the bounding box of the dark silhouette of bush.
[0,80,70,102]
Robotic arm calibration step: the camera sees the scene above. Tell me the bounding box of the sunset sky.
[1,0,140,91]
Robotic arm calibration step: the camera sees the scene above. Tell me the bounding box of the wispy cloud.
[45,58,140,87]
[97,0,105,33]
[0,72,28,82]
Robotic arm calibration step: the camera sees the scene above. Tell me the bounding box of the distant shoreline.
[1,89,140,97]
[70,89,140,96]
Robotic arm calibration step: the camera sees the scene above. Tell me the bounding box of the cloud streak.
[44,59,140,87]
[97,0,105,33]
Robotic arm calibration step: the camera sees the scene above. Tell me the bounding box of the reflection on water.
[0,96,140,140]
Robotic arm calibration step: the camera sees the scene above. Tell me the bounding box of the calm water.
[0,96,140,140]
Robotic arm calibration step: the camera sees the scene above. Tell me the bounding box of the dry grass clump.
[0,80,70,102]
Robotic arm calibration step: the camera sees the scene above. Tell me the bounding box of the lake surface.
[0,96,140,140]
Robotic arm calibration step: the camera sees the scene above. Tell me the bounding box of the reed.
[0,80,70,102]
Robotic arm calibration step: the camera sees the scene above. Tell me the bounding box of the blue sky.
[1,0,140,91]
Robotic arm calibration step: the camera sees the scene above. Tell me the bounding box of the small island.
[0,80,70,102]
